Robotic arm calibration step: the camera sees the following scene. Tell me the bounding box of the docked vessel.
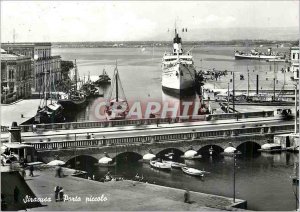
[58,60,87,110]
[94,69,111,86]
[34,69,64,124]
[162,160,186,169]
[161,29,196,94]
[150,160,172,171]
[104,63,129,120]
[181,167,208,177]
[234,48,283,60]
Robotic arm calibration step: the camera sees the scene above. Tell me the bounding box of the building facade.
[1,43,61,92]
[1,51,32,103]
[290,46,299,80]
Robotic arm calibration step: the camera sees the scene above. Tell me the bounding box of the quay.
[1,165,246,211]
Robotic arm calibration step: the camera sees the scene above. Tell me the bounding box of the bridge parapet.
[15,111,274,133]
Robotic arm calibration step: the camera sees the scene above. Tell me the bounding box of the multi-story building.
[1,50,32,103]
[1,42,61,92]
[290,46,299,80]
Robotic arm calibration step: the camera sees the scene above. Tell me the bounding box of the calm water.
[52,46,293,121]
[53,46,298,210]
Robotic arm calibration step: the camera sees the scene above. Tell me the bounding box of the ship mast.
[74,59,78,91]
[115,62,119,102]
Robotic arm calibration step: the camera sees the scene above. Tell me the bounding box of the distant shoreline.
[52,40,298,48]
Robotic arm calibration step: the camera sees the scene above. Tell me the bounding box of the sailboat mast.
[50,66,52,104]
[44,66,47,107]
[75,59,77,91]
[116,68,119,102]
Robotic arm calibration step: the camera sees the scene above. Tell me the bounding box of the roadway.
[2,116,295,143]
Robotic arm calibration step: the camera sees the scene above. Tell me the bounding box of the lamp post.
[233,150,241,203]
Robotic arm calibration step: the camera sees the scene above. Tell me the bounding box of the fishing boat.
[162,160,186,169]
[94,69,111,86]
[58,60,87,109]
[34,69,64,124]
[104,62,129,120]
[149,160,172,171]
[161,28,196,94]
[181,167,208,177]
[235,48,283,60]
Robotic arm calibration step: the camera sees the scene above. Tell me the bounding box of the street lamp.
[233,150,241,203]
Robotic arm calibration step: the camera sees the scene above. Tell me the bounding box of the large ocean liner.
[161,29,196,94]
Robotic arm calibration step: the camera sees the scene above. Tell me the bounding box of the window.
[293,53,296,59]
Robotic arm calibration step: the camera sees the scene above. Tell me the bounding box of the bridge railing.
[15,111,274,133]
[23,123,292,151]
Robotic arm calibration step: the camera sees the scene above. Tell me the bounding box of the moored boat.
[258,143,283,152]
[105,62,129,120]
[58,60,87,109]
[94,69,111,86]
[162,160,186,169]
[34,69,64,124]
[149,160,172,171]
[181,167,208,177]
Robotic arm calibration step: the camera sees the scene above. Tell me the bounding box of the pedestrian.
[92,175,96,180]
[29,165,34,177]
[21,169,26,178]
[59,187,64,201]
[1,158,4,166]
[13,186,19,203]
[184,189,191,203]
[87,133,91,139]
[54,186,60,202]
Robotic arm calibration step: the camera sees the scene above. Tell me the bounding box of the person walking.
[29,165,34,177]
[59,187,64,201]
[184,189,191,203]
[21,169,26,178]
[54,186,60,202]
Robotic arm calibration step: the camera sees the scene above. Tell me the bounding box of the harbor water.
[53,46,297,211]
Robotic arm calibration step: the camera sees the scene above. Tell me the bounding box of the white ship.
[234,48,283,60]
[161,30,196,94]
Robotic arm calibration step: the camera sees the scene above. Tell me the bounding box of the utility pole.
[232,72,235,112]
[233,153,236,203]
[247,68,250,98]
[227,83,230,113]
[295,84,298,134]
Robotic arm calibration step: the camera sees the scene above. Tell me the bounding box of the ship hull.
[162,64,195,92]
[235,54,282,60]
[58,98,87,110]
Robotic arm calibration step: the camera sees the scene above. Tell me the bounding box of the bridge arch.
[65,155,98,172]
[236,141,261,156]
[198,145,224,157]
[156,148,184,160]
[114,152,143,163]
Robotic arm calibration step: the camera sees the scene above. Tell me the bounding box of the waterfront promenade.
[23,166,245,211]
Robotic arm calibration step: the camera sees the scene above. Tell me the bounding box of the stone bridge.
[36,134,273,164]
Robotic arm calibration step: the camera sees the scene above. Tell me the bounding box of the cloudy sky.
[1,1,299,42]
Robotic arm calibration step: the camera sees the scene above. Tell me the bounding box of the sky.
[1,1,299,42]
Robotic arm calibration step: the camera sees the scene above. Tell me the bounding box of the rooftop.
[1,53,31,61]
[1,42,52,47]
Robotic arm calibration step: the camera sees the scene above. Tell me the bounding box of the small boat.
[165,152,174,159]
[149,160,171,171]
[181,167,208,177]
[162,160,186,169]
[94,69,111,86]
[258,143,283,152]
[105,62,129,120]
